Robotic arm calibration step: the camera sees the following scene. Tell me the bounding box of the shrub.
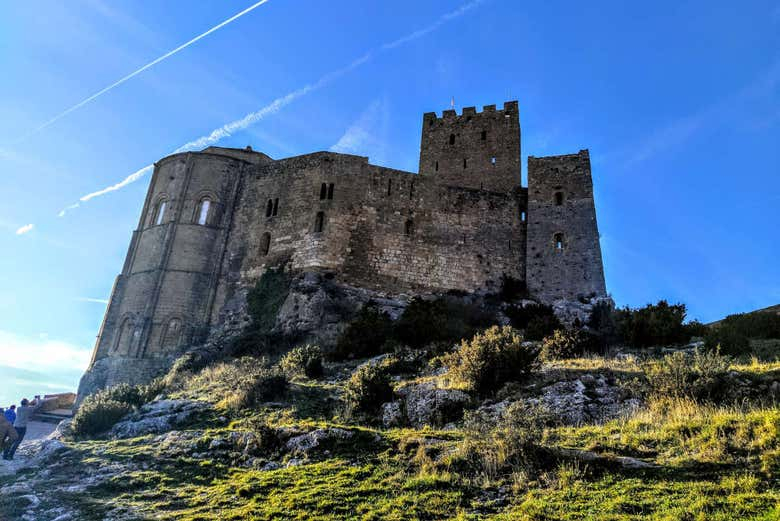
[614,300,688,348]
[541,329,591,361]
[683,320,709,339]
[705,312,780,356]
[525,314,563,341]
[332,304,394,360]
[394,297,493,348]
[444,326,539,394]
[460,401,552,479]
[102,380,165,408]
[343,363,393,417]
[587,300,618,349]
[280,344,324,378]
[645,349,730,402]
[499,275,527,301]
[246,268,291,334]
[505,303,555,330]
[72,393,133,437]
[225,366,288,410]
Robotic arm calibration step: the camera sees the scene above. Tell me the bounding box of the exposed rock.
[285,428,354,456]
[529,374,641,425]
[397,383,470,428]
[381,401,405,428]
[110,400,211,439]
[552,296,613,328]
[48,418,73,440]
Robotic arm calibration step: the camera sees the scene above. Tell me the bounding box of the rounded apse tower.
[79,148,269,395]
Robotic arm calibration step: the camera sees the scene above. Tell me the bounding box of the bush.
[225,366,288,410]
[460,401,552,479]
[394,297,493,348]
[280,345,324,378]
[72,393,133,437]
[444,326,539,394]
[705,311,780,356]
[541,329,591,361]
[683,320,709,339]
[343,363,393,417]
[246,268,291,334]
[505,303,562,341]
[614,300,688,348]
[332,304,394,360]
[645,349,730,402]
[587,300,618,349]
[499,275,527,301]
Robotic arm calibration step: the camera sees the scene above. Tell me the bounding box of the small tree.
[280,345,324,378]
[541,329,590,361]
[333,304,394,360]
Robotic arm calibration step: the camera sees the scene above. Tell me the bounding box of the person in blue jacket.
[4,405,16,425]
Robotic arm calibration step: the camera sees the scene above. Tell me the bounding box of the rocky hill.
[2,297,779,520]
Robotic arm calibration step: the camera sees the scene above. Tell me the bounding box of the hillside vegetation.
[2,296,779,520]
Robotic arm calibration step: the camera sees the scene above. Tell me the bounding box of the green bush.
[444,326,539,394]
[225,366,288,410]
[280,345,324,378]
[332,304,394,360]
[541,329,591,361]
[343,363,393,417]
[587,300,618,349]
[394,297,493,348]
[72,393,133,437]
[705,312,780,356]
[246,268,291,334]
[101,380,165,408]
[614,300,688,348]
[683,320,709,339]
[505,303,562,341]
[645,349,730,402]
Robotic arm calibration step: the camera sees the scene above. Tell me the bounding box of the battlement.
[423,100,518,123]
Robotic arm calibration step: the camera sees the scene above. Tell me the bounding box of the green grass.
[3,354,780,520]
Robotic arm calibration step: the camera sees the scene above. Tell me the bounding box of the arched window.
[314,211,325,233]
[320,183,327,200]
[554,191,564,206]
[161,318,182,349]
[463,158,468,169]
[196,197,211,226]
[554,233,564,251]
[266,199,273,217]
[520,211,526,222]
[449,134,455,145]
[404,219,414,236]
[260,232,271,256]
[114,318,135,355]
[153,199,167,226]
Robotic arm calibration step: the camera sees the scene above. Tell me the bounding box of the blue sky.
[0,0,778,403]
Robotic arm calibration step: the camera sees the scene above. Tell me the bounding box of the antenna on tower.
[450,96,455,110]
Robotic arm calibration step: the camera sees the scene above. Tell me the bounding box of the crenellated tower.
[418,101,521,192]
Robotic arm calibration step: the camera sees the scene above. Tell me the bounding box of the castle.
[78,100,606,396]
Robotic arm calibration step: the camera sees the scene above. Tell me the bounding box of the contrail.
[57,0,486,218]
[12,0,273,145]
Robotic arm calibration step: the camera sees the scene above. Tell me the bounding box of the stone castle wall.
[78,100,607,398]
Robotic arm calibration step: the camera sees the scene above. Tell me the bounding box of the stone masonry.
[78,100,607,396]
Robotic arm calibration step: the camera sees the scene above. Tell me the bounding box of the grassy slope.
[3,357,779,520]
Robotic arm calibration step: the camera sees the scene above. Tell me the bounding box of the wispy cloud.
[621,60,780,168]
[331,98,391,164]
[0,330,91,373]
[11,0,274,145]
[15,224,34,235]
[57,0,486,215]
[75,297,110,304]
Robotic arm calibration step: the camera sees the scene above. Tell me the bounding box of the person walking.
[4,405,16,425]
[3,396,43,461]
[0,408,18,458]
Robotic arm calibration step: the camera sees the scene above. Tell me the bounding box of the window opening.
[314,211,325,233]
[449,134,455,145]
[319,183,327,200]
[327,183,334,200]
[260,232,271,256]
[554,192,564,206]
[404,219,414,236]
[387,179,392,196]
[266,199,273,217]
[197,198,211,225]
[272,198,279,216]
[481,130,487,140]
[154,200,167,226]
[554,233,564,251]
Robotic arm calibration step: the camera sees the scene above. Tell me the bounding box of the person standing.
[0,408,18,459]
[4,405,16,425]
[3,396,43,461]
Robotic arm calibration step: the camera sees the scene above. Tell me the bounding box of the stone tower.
[525,150,606,302]
[419,101,521,191]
